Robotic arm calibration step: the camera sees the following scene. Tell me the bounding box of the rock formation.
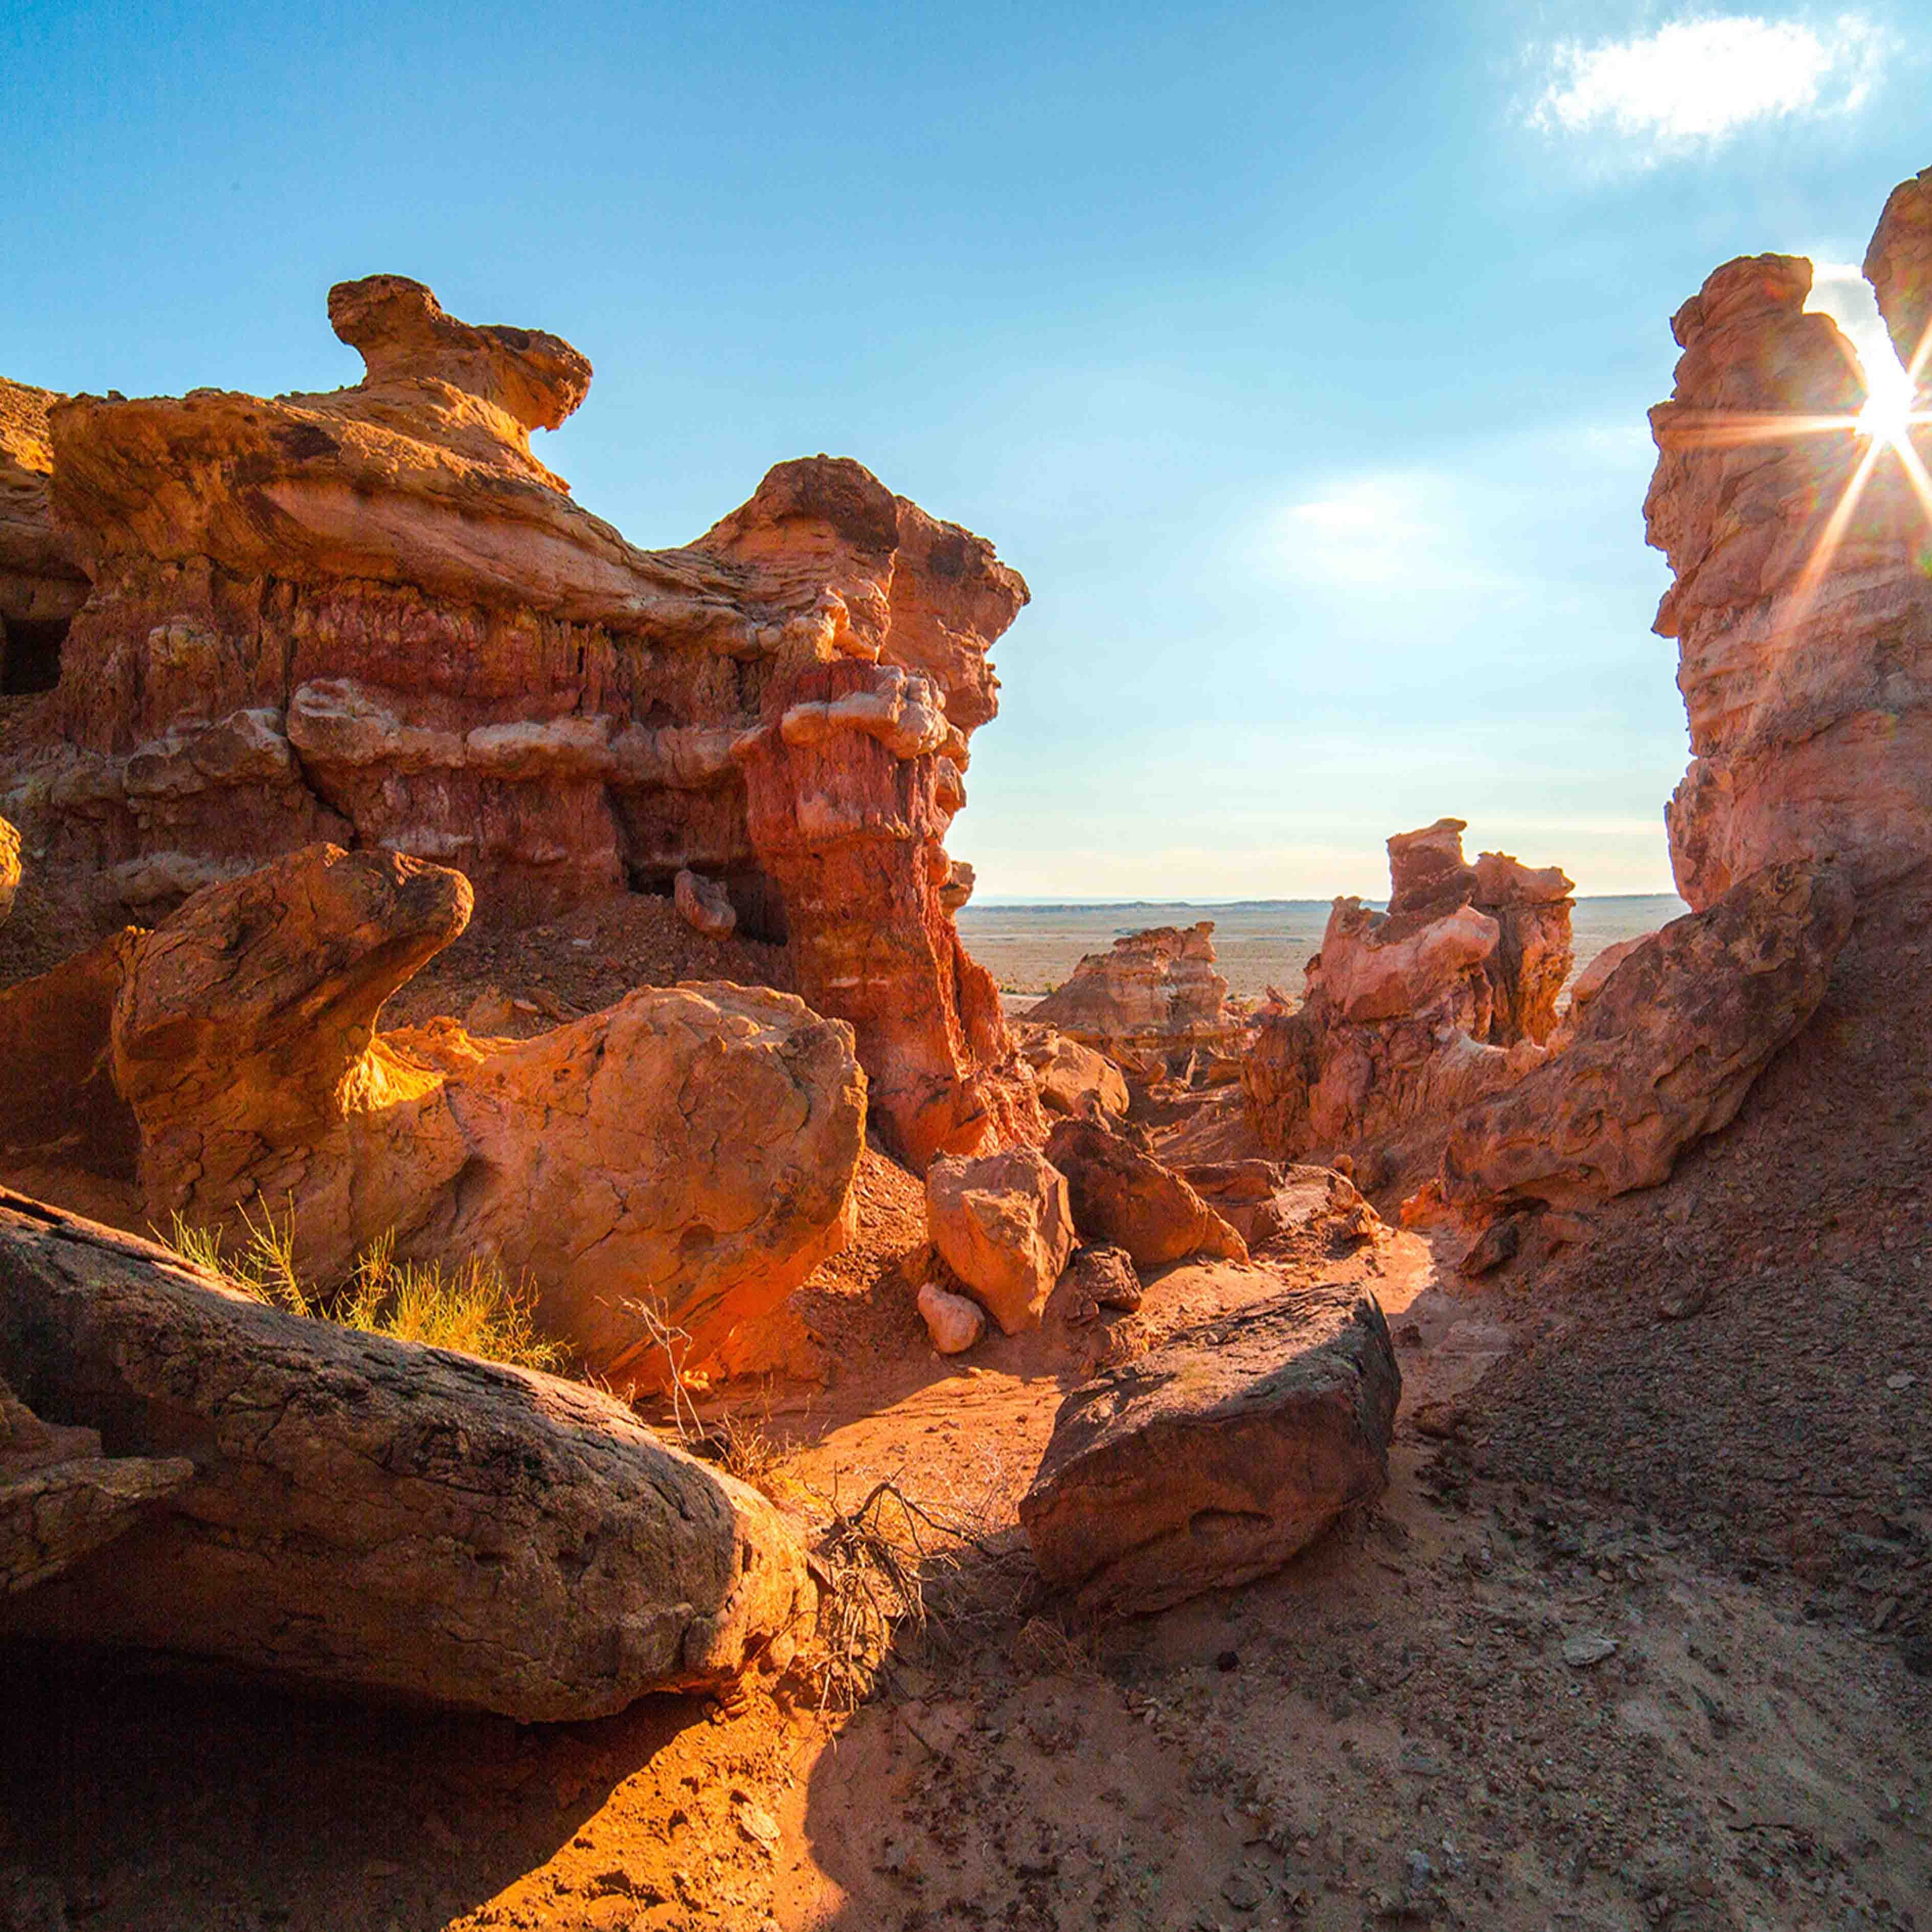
[111,844,866,1385]
[1242,820,1567,1166]
[4,275,1036,1167]
[1042,1118,1247,1267]
[1026,922,1230,1077]
[923,1145,1076,1334]
[1019,1283,1399,1615]
[0,379,88,693]
[674,866,736,937]
[0,1192,812,1719]
[1443,862,1854,1209]
[917,1277,986,1354]
[1647,174,1932,907]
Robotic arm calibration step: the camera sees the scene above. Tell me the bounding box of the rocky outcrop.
[1443,862,1854,1209]
[923,1145,1075,1334]
[5,275,1034,1167]
[1042,1118,1247,1267]
[1026,922,1229,1076]
[1242,820,1565,1164]
[1647,177,1932,908]
[112,844,866,1385]
[0,927,142,1178]
[0,379,89,691]
[1019,1283,1399,1615]
[1015,1023,1129,1120]
[0,1192,812,1718]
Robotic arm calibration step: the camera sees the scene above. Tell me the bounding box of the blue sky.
[3,1,1925,894]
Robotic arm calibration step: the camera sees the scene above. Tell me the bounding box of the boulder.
[1647,185,1932,906]
[674,866,737,938]
[1061,1242,1142,1315]
[0,1192,812,1718]
[1015,1023,1129,1119]
[7,274,1035,1172]
[1027,922,1230,1073]
[1443,862,1855,1208]
[1019,1283,1400,1615]
[111,844,867,1387]
[924,1145,1076,1334]
[0,927,143,1178]
[917,1277,986,1354]
[1042,1118,1247,1267]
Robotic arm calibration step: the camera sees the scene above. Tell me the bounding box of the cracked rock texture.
[1442,861,1854,1209]
[112,844,866,1386]
[0,814,17,926]
[0,1191,813,1717]
[1647,174,1932,907]
[6,274,1034,1167]
[1019,1282,1399,1616]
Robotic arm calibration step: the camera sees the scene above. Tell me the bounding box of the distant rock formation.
[1026,921,1230,1077]
[3,275,1036,1166]
[1647,171,1932,907]
[1443,862,1853,1208]
[111,844,866,1387]
[1241,820,1569,1165]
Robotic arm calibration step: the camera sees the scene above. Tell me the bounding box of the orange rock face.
[0,378,89,690]
[1647,172,1932,907]
[8,275,1034,1166]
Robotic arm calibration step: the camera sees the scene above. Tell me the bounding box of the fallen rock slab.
[0,1191,813,1719]
[1019,1283,1399,1615]
[1443,861,1854,1208]
[1043,1118,1247,1267]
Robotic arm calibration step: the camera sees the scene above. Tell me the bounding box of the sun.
[1856,365,1917,448]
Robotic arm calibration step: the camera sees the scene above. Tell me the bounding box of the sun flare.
[1857,367,1917,447]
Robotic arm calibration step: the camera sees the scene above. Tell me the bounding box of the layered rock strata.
[1443,861,1854,1208]
[1647,174,1932,906]
[0,1192,812,1718]
[1242,820,1568,1163]
[5,275,1034,1166]
[1020,1283,1400,1616]
[111,844,866,1385]
[1026,922,1230,1077]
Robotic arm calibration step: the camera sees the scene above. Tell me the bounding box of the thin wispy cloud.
[1525,14,1892,161]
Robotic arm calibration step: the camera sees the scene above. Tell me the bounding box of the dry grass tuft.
[164,1210,565,1374]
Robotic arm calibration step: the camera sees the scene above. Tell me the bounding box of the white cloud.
[1526,14,1892,158]
[1265,471,1515,595]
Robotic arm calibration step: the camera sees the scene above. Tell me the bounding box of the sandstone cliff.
[4,276,1037,1166]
